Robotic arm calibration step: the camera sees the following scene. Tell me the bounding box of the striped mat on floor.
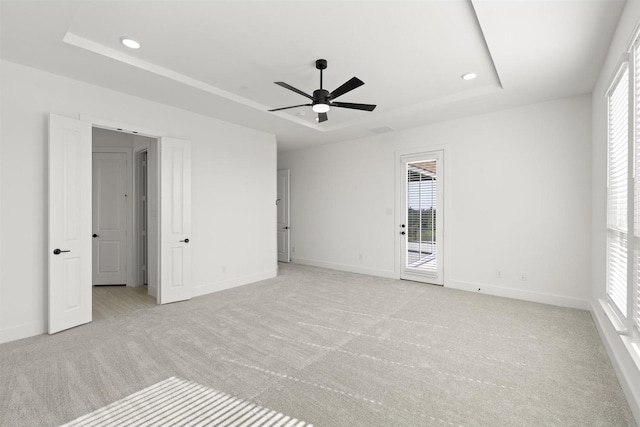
[60,376,313,427]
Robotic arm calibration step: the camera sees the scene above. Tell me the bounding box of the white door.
[159,138,192,304]
[92,152,128,285]
[399,151,444,285]
[277,169,290,262]
[48,114,92,334]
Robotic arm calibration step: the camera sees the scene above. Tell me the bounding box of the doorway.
[91,127,157,305]
[48,114,193,334]
[136,150,149,287]
[277,169,291,262]
[398,150,444,285]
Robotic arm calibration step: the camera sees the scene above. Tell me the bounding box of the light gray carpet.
[60,376,312,427]
[0,263,636,427]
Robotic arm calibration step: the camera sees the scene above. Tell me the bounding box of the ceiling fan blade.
[331,101,376,111]
[274,82,313,100]
[330,77,364,100]
[318,112,328,122]
[268,103,312,112]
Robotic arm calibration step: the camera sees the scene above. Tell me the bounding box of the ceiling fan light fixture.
[268,59,376,121]
[120,37,141,49]
[312,103,330,113]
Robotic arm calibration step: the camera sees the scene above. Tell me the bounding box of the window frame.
[604,39,640,356]
[606,60,631,323]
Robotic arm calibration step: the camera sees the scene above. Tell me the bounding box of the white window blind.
[635,44,640,331]
[406,161,437,273]
[607,64,629,316]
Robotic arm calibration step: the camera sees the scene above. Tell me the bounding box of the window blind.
[607,65,629,316]
[635,45,640,330]
[406,161,437,272]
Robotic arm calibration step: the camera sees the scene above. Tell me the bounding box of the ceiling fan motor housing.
[315,59,327,70]
[313,89,330,106]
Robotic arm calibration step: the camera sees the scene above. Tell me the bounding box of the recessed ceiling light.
[462,73,477,81]
[120,37,141,49]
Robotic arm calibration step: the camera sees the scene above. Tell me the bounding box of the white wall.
[279,94,592,309]
[0,60,277,343]
[591,0,640,421]
[93,127,138,149]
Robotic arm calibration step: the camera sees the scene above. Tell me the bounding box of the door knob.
[53,249,71,255]
[283,226,289,230]
[180,238,190,243]
[92,234,99,238]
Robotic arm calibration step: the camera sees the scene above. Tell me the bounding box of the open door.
[158,137,192,304]
[48,114,92,334]
[277,169,290,262]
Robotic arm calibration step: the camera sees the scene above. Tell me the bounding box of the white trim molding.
[591,300,640,424]
[447,278,591,310]
[291,258,397,280]
[191,269,278,298]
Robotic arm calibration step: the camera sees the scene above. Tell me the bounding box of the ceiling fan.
[268,59,376,123]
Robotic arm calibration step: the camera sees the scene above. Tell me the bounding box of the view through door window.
[406,160,437,273]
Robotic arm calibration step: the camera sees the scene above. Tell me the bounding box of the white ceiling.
[0,0,626,151]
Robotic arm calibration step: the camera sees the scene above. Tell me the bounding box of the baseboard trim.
[291,257,397,279]
[0,271,278,344]
[148,285,158,298]
[192,269,277,298]
[590,300,640,425]
[289,259,590,310]
[0,321,45,344]
[446,279,590,310]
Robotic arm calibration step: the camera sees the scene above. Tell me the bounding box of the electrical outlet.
[292,246,296,253]
[221,265,226,273]
[358,253,363,261]
[519,273,527,281]
[496,270,503,279]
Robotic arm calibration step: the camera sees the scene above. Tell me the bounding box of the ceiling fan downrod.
[316,59,327,90]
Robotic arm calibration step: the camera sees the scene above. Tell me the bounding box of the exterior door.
[399,151,444,285]
[159,137,192,304]
[277,169,290,262]
[92,152,128,285]
[48,114,92,334]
